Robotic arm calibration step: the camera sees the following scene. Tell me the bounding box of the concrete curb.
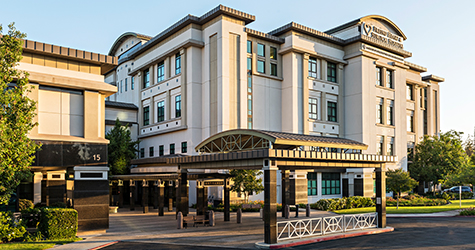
[88,241,119,250]
[255,227,394,249]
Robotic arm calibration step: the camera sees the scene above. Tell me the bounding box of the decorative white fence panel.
[277,212,377,242]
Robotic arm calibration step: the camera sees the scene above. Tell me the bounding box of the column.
[158,180,165,216]
[264,160,278,244]
[177,170,188,216]
[130,180,135,211]
[118,180,124,208]
[142,180,149,213]
[375,165,386,228]
[281,170,289,218]
[168,181,174,211]
[33,172,43,204]
[153,183,159,209]
[196,180,204,215]
[302,53,310,134]
[224,178,230,221]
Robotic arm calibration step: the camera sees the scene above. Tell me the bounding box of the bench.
[183,215,210,228]
[183,216,195,228]
[193,215,209,227]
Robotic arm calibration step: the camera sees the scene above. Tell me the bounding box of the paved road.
[103,217,475,250]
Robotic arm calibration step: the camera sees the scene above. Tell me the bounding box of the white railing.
[277,212,377,242]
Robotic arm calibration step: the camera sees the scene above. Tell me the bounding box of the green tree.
[105,118,139,175]
[229,169,264,203]
[463,130,475,164]
[409,130,470,194]
[0,23,40,204]
[386,169,418,209]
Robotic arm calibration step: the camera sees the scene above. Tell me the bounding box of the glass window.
[406,84,413,100]
[377,98,383,124]
[181,141,187,153]
[170,143,175,154]
[140,148,144,158]
[377,136,384,155]
[321,173,340,195]
[270,63,277,76]
[159,145,164,156]
[247,57,252,71]
[143,69,150,88]
[175,95,181,118]
[149,147,154,157]
[327,62,337,83]
[120,80,123,93]
[387,137,394,156]
[407,111,414,132]
[257,43,265,57]
[247,40,252,53]
[270,47,277,59]
[157,101,165,122]
[309,57,317,78]
[376,67,382,86]
[131,76,135,90]
[386,70,393,89]
[387,100,394,125]
[143,106,150,126]
[307,172,318,196]
[157,61,165,82]
[125,78,128,92]
[327,101,337,122]
[309,98,318,120]
[175,53,181,75]
[257,60,265,73]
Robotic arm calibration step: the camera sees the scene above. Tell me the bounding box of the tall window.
[257,43,265,57]
[406,84,413,100]
[175,53,181,75]
[181,141,187,153]
[309,57,317,78]
[159,145,164,156]
[149,147,154,157]
[247,40,252,53]
[309,98,318,119]
[257,60,265,73]
[327,101,337,122]
[377,98,383,124]
[143,106,150,126]
[247,57,252,71]
[387,100,394,125]
[140,148,144,158]
[157,61,165,82]
[157,101,165,122]
[143,69,150,88]
[125,78,128,91]
[120,80,123,93]
[321,173,340,195]
[327,62,337,83]
[307,173,317,196]
[386,70,393,89]
[170,143,175,154]
[175,95,181,118]
[376,67,382,86]
[377,136,384,155]
[387,137,394,156]
[270,47,277,59]
[407,111,414,132]
[131,76,135,90]
[270,63,277,76]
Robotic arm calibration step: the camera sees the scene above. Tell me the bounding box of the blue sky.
[1,0,473,138]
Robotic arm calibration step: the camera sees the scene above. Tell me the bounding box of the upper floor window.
[140,148,144,158]
[376,67,382,86]
[120,80,123,93]
[327,62,337,83]
[175,53,181,75]
[309,98,318,120]
[386,70,393,89]
[149,147,154,157]
[143,106,150,126]
[309,57,317,78]
[376,98,383,124]
[175,95,182,118]
[247,40,252,53]
[157,61,165,82]
[181,141,187,153]
[377,136,383,155]
[257,60,265,74]
[143,69,150,88]
[387,137,394,156]
[157,101,165,122]
[406,84,413,100]
[270,47,277,60]
[170,143,175,154]
[247,57,252,72]
[257,43,265,57]
[387,100,394,125]
[407,111,414,132]
[327,101,337,122]
[131,76,135,90]
[125,78,128,92]
[159,145,164,156]
[270,63,277,76]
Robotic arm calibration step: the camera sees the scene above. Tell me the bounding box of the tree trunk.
[397,191,400,209]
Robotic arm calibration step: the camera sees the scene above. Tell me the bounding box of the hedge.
[0,211,26,243]
[312,196,374,211]
[38,208,77,240]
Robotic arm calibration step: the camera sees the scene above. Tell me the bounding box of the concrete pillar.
[177,170,188,217]
[281,170,289,218]
[158,180,165,216]
[33,172,43,204]
[142,180,149,213]
[263,160,277,244]
[224,178,230,221]
[196,180,204,215]
[302,53,310,134]
[375,165,386,228]
[168,181,174,211]
[130,180,135,211]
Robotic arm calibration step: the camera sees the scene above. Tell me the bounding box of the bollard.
[306,204,311,217]
[177,211,183,229]
[295,205,299,218]
[285,205,290,219]
[237,208,242,223]
[209,210,215,227]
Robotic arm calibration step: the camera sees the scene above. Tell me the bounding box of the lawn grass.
[0,238,81,250]
[333,199,475,214]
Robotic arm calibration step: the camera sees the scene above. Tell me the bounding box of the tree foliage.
[105,118,139,175]
[386,169,418,209]
[229,169,264,203]
[409,131,470,188]
[0,23,40,205]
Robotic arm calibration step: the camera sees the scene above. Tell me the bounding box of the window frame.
[377,98,383,124]
[309,97,318,120]
[327,101,337,122]
[175,53,181,75]
[143,69,150,88]
[376,67,382,86]
[257,60,265,74]
[387,100,394,126]
[321,173,340,195]
[149,147,154,157]
[125,78,128,92]
[181,141,187,153]
[386,70,393,89]
[157,61,165,82]
[175,95,181,118]
[159,145,164,156]
[327,62,337,83]
[309,57,317,78]
[140,148,144,158]
[143,106,150,126]
[270,63,277,76]
[270,47,277,60]
[157,101,165,122]
[257,43,265,57]
[307,172,318,196]
[170,143,175,154]
[247,40,252,53]
[406,84,413,100]
[131,76,135,90]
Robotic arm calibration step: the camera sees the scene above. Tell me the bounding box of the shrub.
[386,196,448,206]
[460,207,475,216]
[312,197,374,211]
[19,199,34,212]
[21,208,41,228]
[38,208,77,240]
[49,201,67,208]
[0,211,26,243]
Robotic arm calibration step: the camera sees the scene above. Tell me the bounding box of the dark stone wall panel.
[75,180,109,191]
[74,194,108,205]
[75,205,108,220]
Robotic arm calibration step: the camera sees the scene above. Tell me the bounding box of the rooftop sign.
[362,22,403,49]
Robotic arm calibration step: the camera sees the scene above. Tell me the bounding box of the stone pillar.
[302,53,310,134]
[196,180,204,215]
[158,180,165,216]
[118,180,124,208]
[224,178,230,221]
[142,180,149,213]
[168,181,174,211]
[375,165,386,228]
[130,180,135,211]
[263,160,278,244]
[281,170,290,218]
[177,170,188,216]
[33,172,43,204]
